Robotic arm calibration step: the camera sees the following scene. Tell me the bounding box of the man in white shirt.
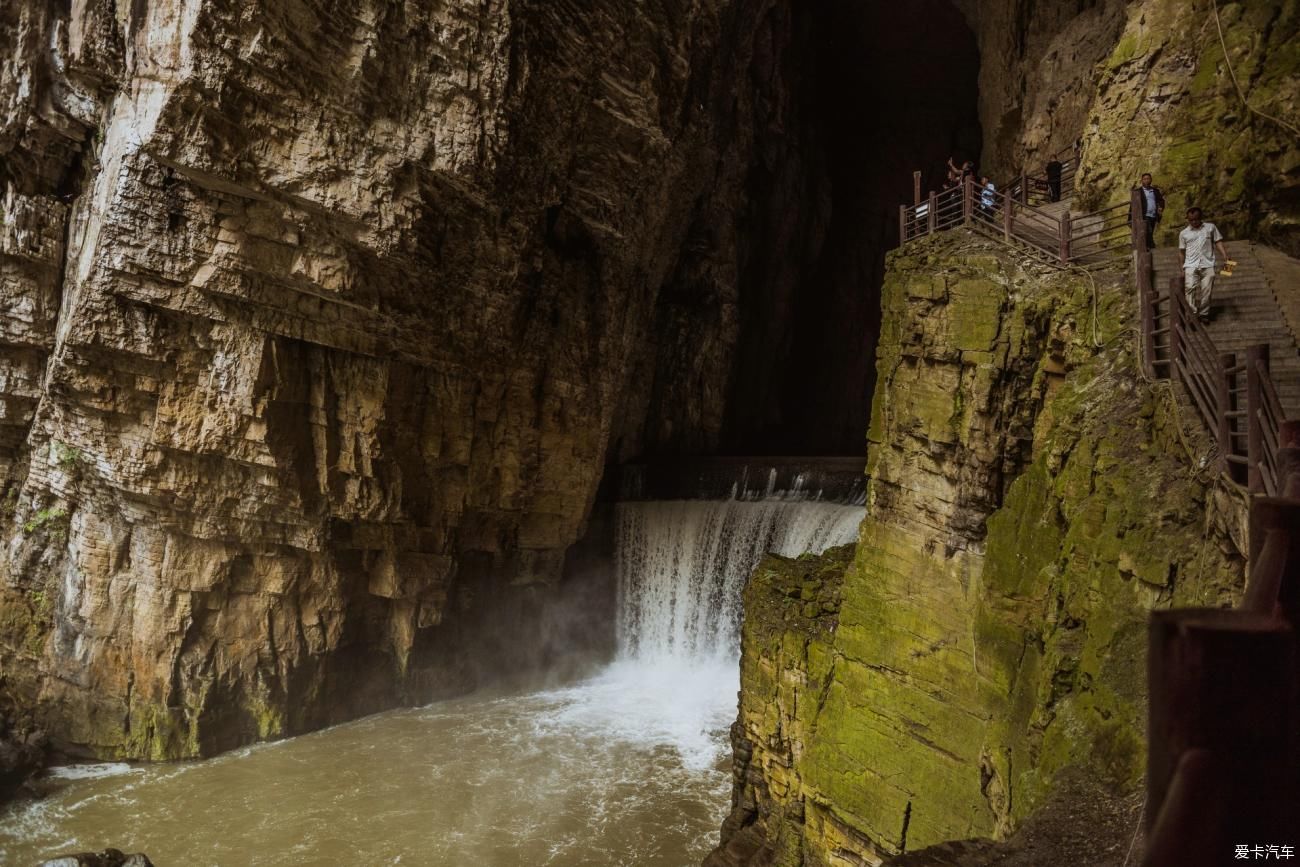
[1178,207,1229,320]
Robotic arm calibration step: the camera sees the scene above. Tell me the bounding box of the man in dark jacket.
[1137,173,1166,249]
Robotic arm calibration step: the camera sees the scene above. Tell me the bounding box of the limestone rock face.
[967,0,1130,180]
[0,0,752,758]
[0,0,983,759]
[709,232,1245,865]
[1077,0,1300,256]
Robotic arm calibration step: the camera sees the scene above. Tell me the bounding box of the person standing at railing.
[1179,207,1229,321]
[1046,159,1063,203]
[1137,173,1166,250]
[947,156,975,190]
[980,176,995,214]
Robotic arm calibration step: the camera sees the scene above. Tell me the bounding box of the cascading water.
[1,487,865,866]
[586,497,864,770]
[615,499,865,664]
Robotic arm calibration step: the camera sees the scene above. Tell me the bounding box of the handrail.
[1131,187,1290,496]
[898,177,1128,268]
[898,176,1290,495]
[895,156,1300,861]
[1134,173,1300,863]
[1143,424,1300,865]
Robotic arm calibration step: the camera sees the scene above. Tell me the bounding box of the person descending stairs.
[1152,241,1300,420]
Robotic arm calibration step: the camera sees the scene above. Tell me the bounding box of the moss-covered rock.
[710,230,1245,865]
[1078,0,1300,256]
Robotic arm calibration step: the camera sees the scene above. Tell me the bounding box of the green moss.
[725,230,1243,863]
[116,703,202,762]
[247,697,285,740]
[51,440,83,471]
[23,507,69,543]
[1105,32,1141,71]
[0,588,54,657]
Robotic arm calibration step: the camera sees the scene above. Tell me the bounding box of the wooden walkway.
[1153,242,1300,419]
[897,159,1300,863]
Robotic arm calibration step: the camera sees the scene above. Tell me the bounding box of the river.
[1,498,863,866]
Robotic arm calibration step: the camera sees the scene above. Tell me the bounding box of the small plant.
[51,440,83,470]
[0,488,15,519]
[23,507,68,540]
[28,589,51,617]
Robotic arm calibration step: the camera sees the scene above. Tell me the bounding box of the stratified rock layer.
[0,0,743,758]
[0,0,979,759]
[709,232,1245,866]
[1077,0,1300,256]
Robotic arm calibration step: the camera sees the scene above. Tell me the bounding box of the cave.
[544,0,983,687]
[5,0,1291,863]
[634,0,981,459]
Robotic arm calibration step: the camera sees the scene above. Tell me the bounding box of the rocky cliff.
[1077,0,1300,255]
[0,0,751,759]
[0,0,982,760]
[708,231,1246,867]
[709,0,1297,861]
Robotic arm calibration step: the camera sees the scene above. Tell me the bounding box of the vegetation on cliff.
[712,232,1246,865]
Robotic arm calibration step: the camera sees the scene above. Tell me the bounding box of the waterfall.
[614,499,865,665]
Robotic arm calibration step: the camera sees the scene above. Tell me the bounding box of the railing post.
[1246,344,1269,494]
[963,177,973,224]
[1146,610,1297,857]
[1130,188,1145,252]
[1019,173,1028,204]
[1168,276,1183,374]
[1219,353,1236,476]
[1133,189,1157,379]
[913,170,922,207]
[1282,420,1300,499]
[1140,263,1156,378]
[927,191,937,235]
[899,205,907,246]
[1059,210,1072,265]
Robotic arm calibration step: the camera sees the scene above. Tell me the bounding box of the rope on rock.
[1210,0,1300,140]
[1066,263,1104,349]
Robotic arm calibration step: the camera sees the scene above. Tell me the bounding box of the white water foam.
[599,498,864,767]
[0,496,865,867]
[45,763,138,782]
[615,499,864,663]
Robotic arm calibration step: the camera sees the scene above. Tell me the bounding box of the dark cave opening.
[718,0,982,456]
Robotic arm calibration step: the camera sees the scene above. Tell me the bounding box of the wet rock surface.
[0,721,46,802]
[38,849,154,867]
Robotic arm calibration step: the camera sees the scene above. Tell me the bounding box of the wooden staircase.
[1152,242,1300,420]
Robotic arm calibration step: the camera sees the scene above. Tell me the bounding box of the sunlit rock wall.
[0,0,748,758]
[1077,0,1300,256]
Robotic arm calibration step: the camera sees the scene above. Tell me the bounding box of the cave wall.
[0,0,986,760]
[1077,0,1300,257]
[627,0,982,459]
[968,0,1130,181]
[968,0,1300,257]
[0,0,759,759]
